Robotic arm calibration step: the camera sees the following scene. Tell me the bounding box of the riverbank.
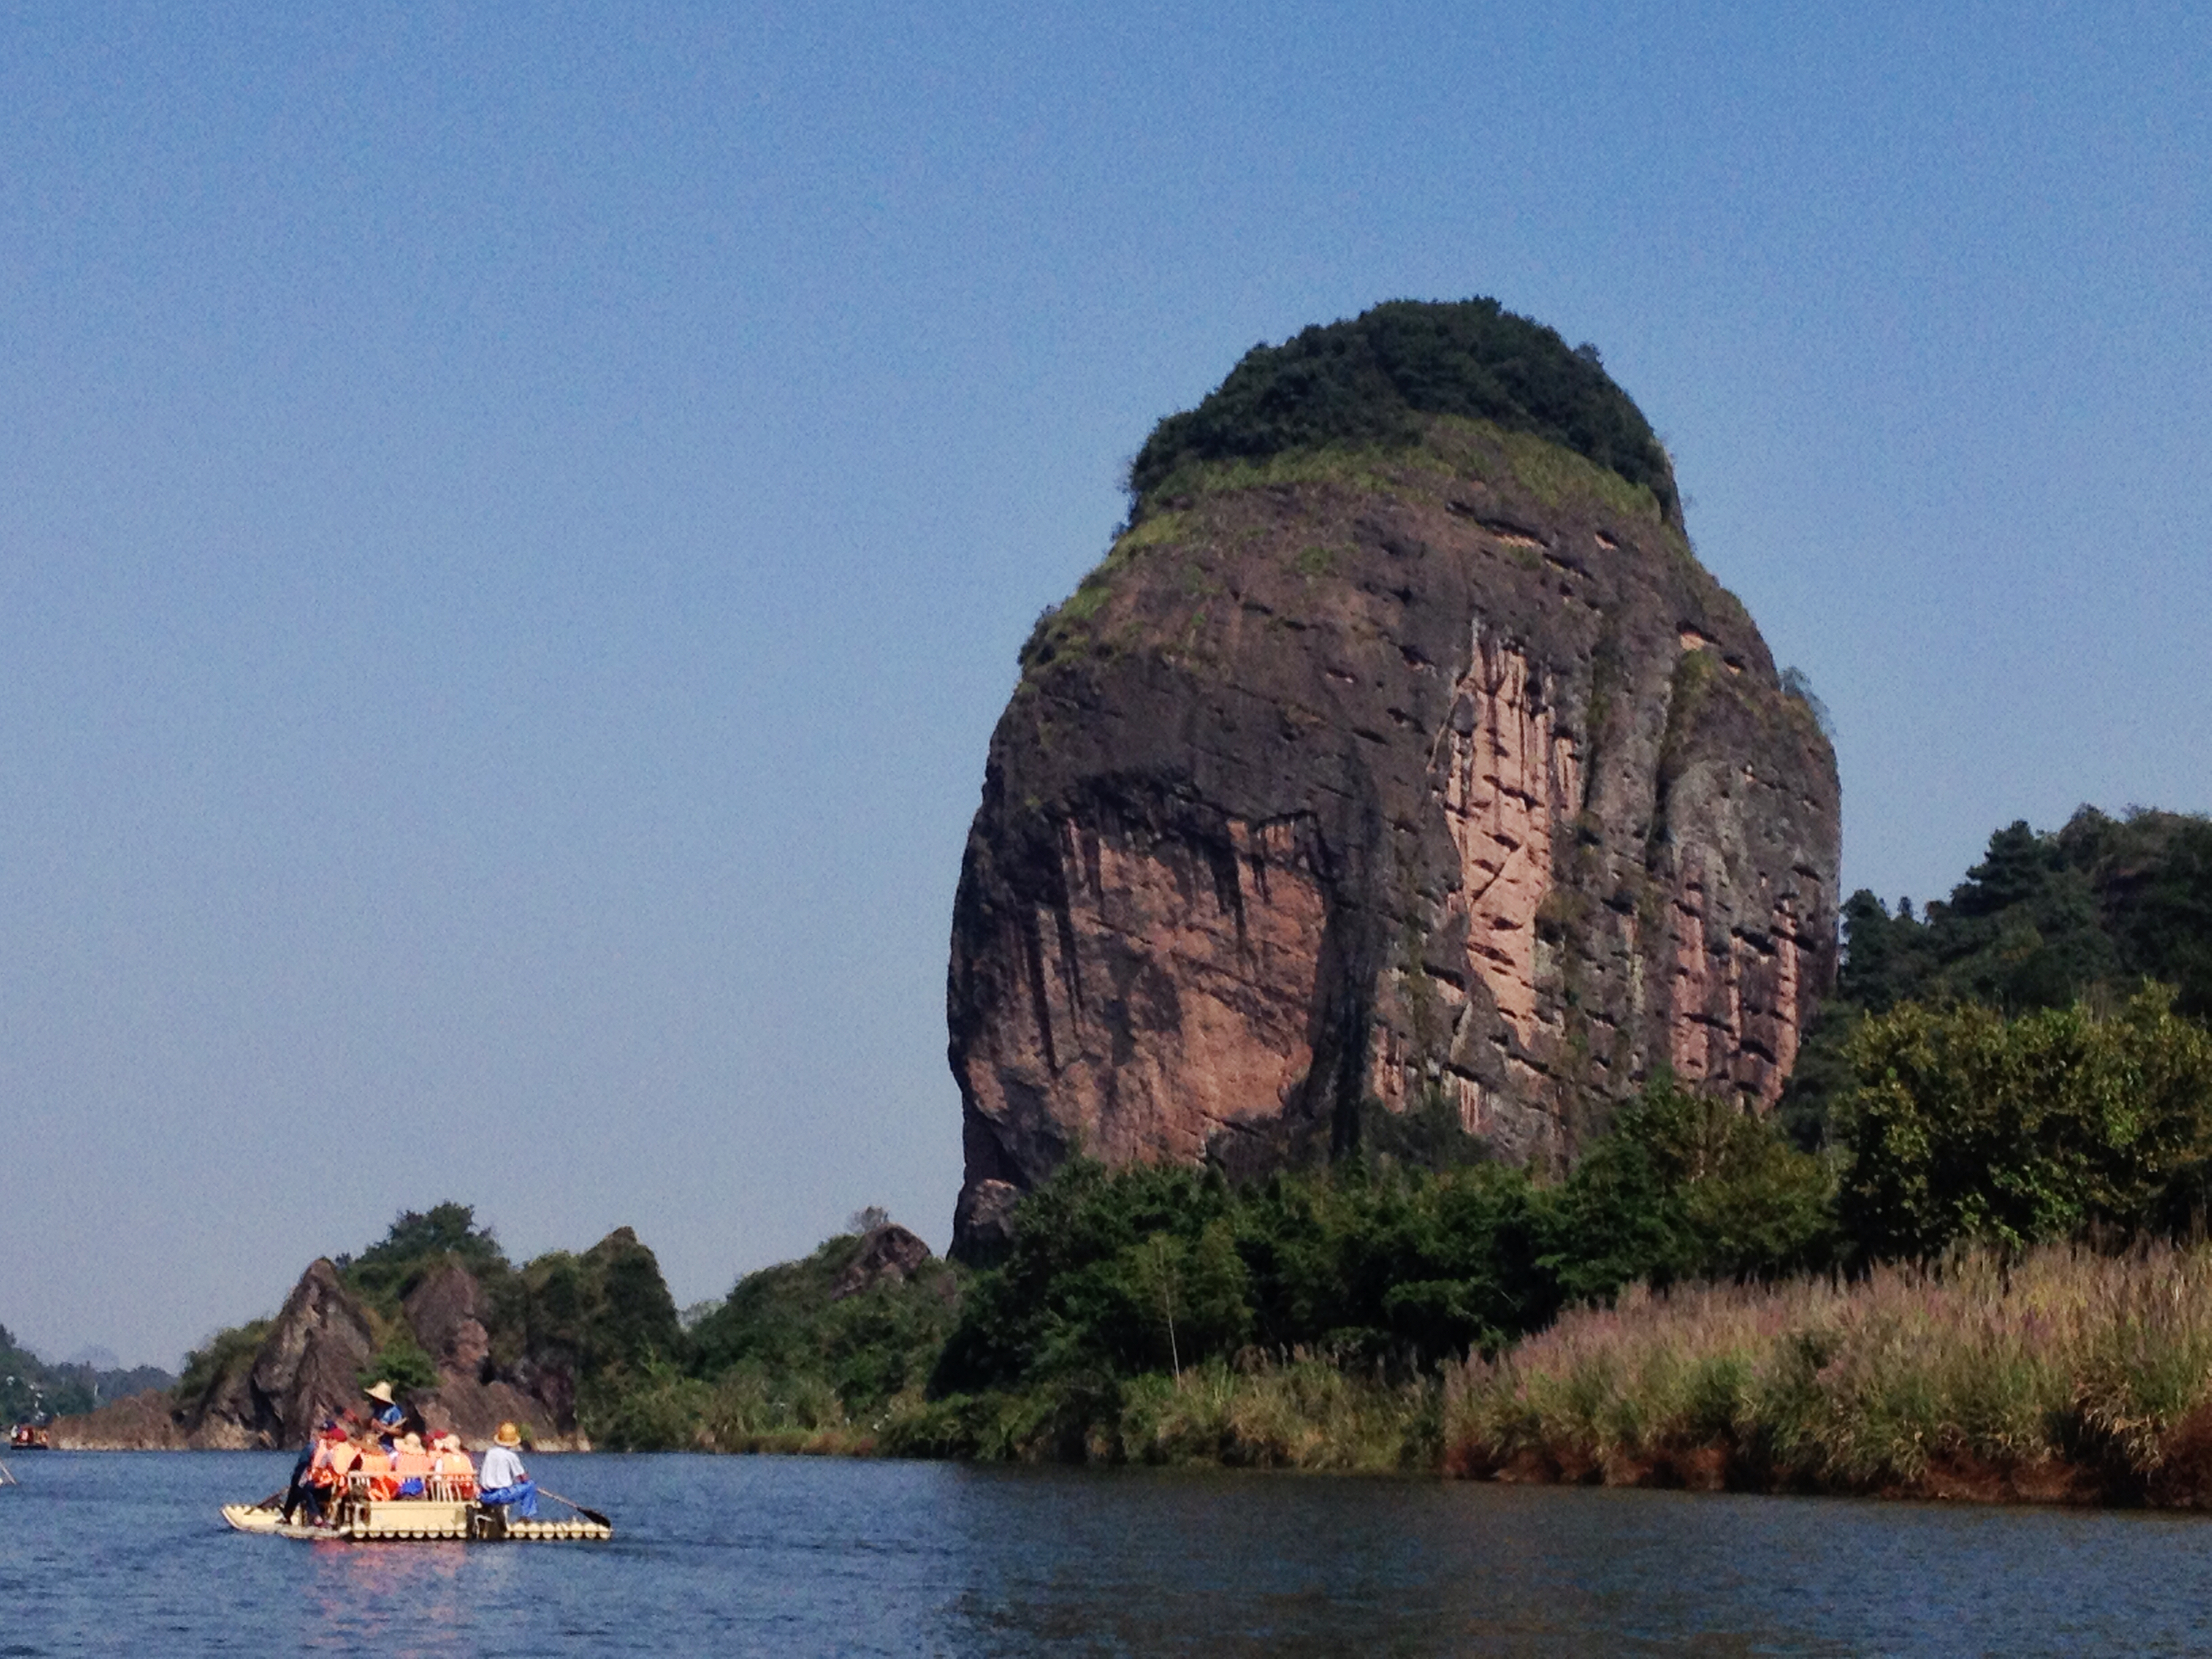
[51,1239,2212,1512]
[1442,1243,2212,1507]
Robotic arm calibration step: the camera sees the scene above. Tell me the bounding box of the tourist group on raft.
[279,1379,539,1526]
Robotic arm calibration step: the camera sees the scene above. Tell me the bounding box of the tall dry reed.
[1445,1244,2212,1496]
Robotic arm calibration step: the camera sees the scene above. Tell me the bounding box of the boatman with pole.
[477,1421,539,1519]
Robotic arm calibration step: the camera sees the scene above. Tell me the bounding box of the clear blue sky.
[3,2,2206,1368]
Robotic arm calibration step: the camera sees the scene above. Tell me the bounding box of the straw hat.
[399,1433,424,1452]
[363,1380,397,1406]
[494,1421,522,1447]
[433,1433,462,1452]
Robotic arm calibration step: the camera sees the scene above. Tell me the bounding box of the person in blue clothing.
[363,1380,406,1440]
[476,1420,539,1519]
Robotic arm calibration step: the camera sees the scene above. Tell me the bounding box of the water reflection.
[304,1540,472,1656]
[9,1452,2212,1655]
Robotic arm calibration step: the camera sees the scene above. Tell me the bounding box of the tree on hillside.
[338,1201,511,1308]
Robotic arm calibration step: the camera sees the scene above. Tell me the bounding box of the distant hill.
[1,1322,173,1422]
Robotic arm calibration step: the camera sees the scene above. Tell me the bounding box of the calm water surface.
[3,1452,2210,1655]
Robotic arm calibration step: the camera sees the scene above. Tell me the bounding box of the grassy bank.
[885,1356,1437,1471]
[588,1349,1437,1471]
[1443,1243,2212,1504]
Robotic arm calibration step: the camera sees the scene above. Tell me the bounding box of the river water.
[4,1451,2211,1654]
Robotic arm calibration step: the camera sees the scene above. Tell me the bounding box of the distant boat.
[8,1424,51,1451]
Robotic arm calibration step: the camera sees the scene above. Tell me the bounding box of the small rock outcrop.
[43,1388,188,1451]
[55,1258,381,1451]
[949,300,1841,1253]
[831,1225,935,1301]
[394,1261,565,1447]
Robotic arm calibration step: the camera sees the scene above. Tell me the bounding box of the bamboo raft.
[222,1491,611,1542]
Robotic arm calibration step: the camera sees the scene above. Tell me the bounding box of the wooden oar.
[533,1486,612,1528]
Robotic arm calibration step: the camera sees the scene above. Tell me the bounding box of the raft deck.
[222,1497,611,1542]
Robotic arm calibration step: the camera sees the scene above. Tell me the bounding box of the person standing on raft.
[477,1421,539,1519]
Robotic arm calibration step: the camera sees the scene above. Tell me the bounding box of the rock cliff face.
[949,308,1839,1253]
[243,1258,380,1449]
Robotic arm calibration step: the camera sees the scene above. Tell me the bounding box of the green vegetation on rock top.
[1127,298,1678,524]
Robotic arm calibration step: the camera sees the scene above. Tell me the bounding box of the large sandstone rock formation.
[949,302,1840,1252]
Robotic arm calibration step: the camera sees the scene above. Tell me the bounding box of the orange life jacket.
[321,1442,361,1486]
[358,1446,397,1500]
[434,1449,476,1496]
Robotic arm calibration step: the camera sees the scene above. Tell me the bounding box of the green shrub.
[338,1202,510,1311]
[580,1357,712,1451]
[687,1227,961,1426]
[1836,985,2212,1259]
[172,1319,272,1411]
[931,1087,1829,1413]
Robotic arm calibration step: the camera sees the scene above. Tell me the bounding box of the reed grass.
[1443,1243,2212,1499]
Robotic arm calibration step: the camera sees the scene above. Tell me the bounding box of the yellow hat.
[364,1380,396,1406]
[494,1420,522,1447]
